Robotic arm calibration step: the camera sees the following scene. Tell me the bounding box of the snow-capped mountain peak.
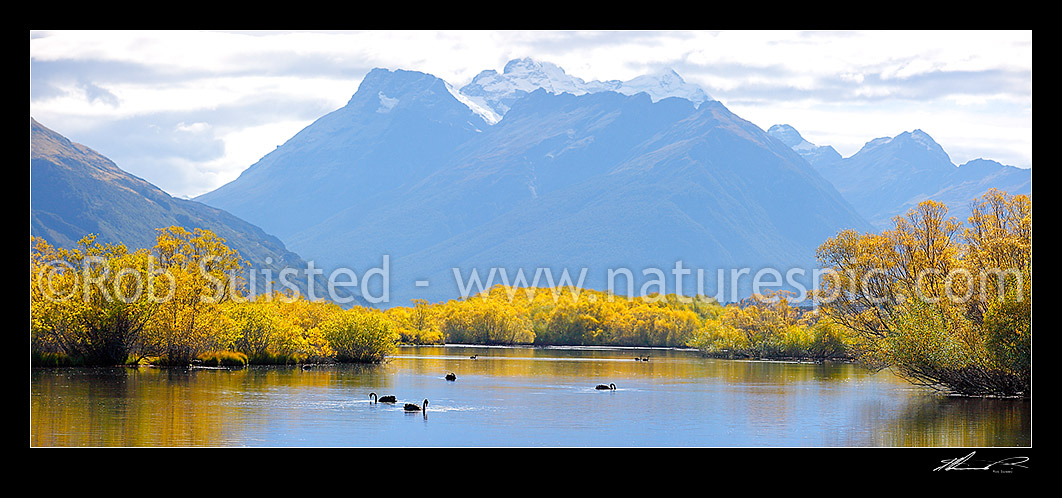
[906,129,942,152]
[860,129,949,161]
[458,58,712,119]
[767,124,815,151]
[767,124,843,168]
[498,57,603,95]
[620,69,710,106]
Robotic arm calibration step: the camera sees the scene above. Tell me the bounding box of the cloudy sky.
[30,30,1033,199]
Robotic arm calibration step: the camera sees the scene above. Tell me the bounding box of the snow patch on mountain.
[858,129,951,164]
[377,92,399,113]
[767,124,814,150]
[907,129,943,153]
[767,124,843,167]
[445,81,501,125]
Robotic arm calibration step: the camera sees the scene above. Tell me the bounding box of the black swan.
[404,399,429,412]
[470,355,478,359]
[369,392,397,403]
[445,372,457,381]
[595,383,617,390]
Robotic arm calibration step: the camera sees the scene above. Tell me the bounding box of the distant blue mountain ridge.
[766,124,1031,229]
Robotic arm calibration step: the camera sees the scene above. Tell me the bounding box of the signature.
[933,451,1029,472]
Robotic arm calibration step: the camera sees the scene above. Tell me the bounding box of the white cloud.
[175,121,210,134]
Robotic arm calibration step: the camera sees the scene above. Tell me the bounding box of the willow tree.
[437,288,534,345]
[815,191,1031,396]
[30,235,157,366]
[385,298,444,344]
[142,226,246,365]
[959,189,1031,391]
[319,307,396,363]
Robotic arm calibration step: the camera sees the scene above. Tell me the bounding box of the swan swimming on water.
[445,372,457,381]
[369,392,397,403]
[404,399,429,412]
[595,383,617,390]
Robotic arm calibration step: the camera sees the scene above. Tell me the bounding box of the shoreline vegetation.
[30,190,1030,397]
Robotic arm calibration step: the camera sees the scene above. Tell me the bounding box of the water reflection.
[30,346,1030,447]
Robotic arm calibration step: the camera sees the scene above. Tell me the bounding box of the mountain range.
[767,124,1032,228]
[195,60,871,306]
[31,58,1031,308]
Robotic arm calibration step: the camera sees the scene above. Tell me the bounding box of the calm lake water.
[30,345,1030,447]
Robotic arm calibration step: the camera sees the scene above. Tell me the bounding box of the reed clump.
[195,351,249,367]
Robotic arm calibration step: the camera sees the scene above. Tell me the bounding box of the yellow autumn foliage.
[814,189,1030,396]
